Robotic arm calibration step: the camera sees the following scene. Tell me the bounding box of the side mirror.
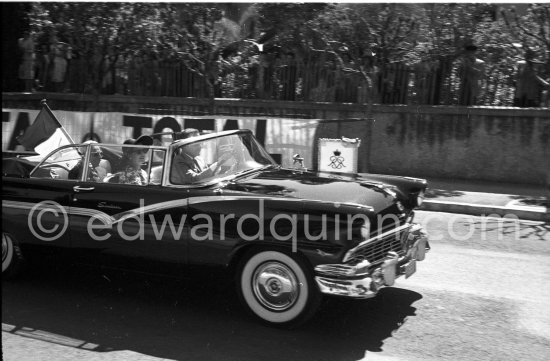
[292,154,306,170]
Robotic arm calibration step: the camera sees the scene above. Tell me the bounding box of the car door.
[3,145,82,259]
[68,146,192,275]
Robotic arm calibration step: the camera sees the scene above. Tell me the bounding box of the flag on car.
[17,100,74,156]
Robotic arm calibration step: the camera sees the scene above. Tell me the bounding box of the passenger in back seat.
[104,135,153,185]
[68,141,110,182]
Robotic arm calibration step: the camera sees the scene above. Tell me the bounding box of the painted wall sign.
[2,109,320,169]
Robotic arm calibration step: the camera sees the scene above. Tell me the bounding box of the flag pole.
[41,99,75,144]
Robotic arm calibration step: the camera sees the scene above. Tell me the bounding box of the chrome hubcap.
[252,262,299,311]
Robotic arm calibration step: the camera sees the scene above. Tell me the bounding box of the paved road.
[3,211,550,361]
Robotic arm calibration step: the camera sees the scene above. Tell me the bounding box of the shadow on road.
[464,218,550,242]
[509,195,549,208]
[3,264,422,361]
[425,189,465,199]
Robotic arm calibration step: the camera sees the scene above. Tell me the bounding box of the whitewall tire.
[237,250,321,328]
[2,233,24,278]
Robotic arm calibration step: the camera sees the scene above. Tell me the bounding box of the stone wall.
[3,92,549,185]
[314,106,550,185]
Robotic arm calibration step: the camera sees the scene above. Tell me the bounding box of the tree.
[303,3,424,103]
[501,4,550,83]
[169,3,225,98]
[2,2,31,91]
[25,2,541,106]
[28,3,227,96]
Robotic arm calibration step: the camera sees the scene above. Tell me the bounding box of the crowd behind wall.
[10,34,550,108]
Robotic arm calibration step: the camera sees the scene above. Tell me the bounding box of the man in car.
[68,140,111,182]
[170,128,232,184]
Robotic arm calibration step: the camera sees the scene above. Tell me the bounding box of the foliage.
[501,4,549,56]
[255,2,330,47]
[501,4,549,75]
[24,3,550,106]
[29,2,223,95]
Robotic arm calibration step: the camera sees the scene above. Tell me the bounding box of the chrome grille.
[344,224,412,264]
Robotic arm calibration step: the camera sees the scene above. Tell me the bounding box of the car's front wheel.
[236,250,321,328]
[2,232,25,279]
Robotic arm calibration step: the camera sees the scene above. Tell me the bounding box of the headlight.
[416,189,425,206]
[360,218,371,240]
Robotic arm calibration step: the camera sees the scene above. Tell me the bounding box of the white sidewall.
[240,251,309,324]
[2,233,14,273]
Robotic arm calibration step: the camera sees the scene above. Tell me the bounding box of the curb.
[421,200,550,222]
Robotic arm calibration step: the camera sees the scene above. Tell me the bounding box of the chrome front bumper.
[314,224,429,299]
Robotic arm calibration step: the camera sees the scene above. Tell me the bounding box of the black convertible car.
[2,129,429,327]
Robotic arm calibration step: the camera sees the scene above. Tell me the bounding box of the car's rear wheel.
[2,232,25,278]
[236,250,321,328]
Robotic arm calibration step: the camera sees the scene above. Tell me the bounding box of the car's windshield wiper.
[259,164,279,171]
[230,164,277,180]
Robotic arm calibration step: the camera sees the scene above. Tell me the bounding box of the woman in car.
[105,135,153,185]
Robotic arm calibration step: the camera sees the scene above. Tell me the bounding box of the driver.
[171,128,233,184]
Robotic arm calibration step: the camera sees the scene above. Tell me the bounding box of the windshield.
[170,132,276,185]
[29,145,83,178]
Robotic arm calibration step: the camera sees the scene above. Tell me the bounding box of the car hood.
[223,168,410,214]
